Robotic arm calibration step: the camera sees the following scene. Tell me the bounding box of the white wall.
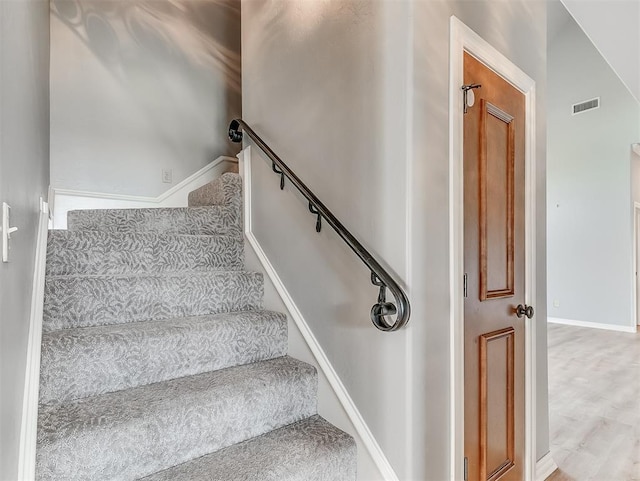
[242,1,548,479]
[561,0,640,103]
[0,0,50,477]
[547,15,640,329]
[50,0,241,197]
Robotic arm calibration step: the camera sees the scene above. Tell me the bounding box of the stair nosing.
[38,355,314,420]
[48,230,244,240]
[39,310,289,404]
[45,269,258,280]
[139,415,356,481]
[42,309,286,336]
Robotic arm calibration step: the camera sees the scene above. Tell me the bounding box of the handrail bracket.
[272,162,285,190]
[308,202,322,232]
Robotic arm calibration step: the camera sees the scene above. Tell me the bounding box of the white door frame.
[449,16,538,481]
[633,202,640,326]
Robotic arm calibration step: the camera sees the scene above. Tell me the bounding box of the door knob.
[515,304,534,319]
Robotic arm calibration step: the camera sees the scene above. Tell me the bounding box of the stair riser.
[43,272,263,331]
[39,312,287,404]
[67,206,241,237]
[188,172,242,210]
[140,416,357,481]
[37,359,318,481]
[46,231,244,276]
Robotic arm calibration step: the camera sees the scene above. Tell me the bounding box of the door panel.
[480,327,515,481]
[464,52,526,481]
[480,101,515,300]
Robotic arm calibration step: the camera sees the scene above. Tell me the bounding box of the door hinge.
[464,457,469,481]
[463,273,468,298]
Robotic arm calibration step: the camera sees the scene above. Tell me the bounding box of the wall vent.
[572,97,600,115]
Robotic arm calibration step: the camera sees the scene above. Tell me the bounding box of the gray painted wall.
[547,15,640,328]
[50,0,241,197]
[243,1,548,479]
[412,0,549,473]
[0,0,50,477]
[243,1,413,477]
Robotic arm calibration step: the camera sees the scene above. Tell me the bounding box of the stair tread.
[46,230,244,276]
[40,310,288,404]
[45,269,255,279]
[43,270,264,330]
[69,205,225,215]
[141,415,357,481]
[37,356,318,481]
[48,229,242,240]
[67,205,241,236]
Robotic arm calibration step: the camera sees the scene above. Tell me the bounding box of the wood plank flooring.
[546,323,640,481]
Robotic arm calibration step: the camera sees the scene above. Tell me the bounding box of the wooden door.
[463,52,527,481]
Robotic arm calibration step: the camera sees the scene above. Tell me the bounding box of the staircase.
[36,173,357,480]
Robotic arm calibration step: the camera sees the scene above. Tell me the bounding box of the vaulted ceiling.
[560,0,640,104]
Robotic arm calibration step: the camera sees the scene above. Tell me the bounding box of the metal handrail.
[229,119,410,332]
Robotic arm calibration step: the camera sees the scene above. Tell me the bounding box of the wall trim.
[535,452,558,481]
[238,146,399,481]
[17,200,49,481]
[548,316,637,333]
[449,16,538,481]
[51,156,238,228]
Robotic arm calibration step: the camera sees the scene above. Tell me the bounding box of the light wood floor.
[546,323,640,481]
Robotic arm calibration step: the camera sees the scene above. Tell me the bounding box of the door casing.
[633,202,640,326]
[449,16,537,481]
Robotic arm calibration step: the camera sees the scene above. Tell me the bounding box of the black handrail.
[229,119,410,332]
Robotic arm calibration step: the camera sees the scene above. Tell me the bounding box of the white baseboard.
[548,316,637,333]
[535,452,558,481]
[51,156,238,229]
[18,201,49,481]
[239,147,398,481]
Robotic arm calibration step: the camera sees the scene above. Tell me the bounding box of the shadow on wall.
[51,0,241,93]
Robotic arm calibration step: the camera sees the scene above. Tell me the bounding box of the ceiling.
[557,0,640,104]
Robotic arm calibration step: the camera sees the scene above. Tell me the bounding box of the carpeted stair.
[36,173,357,480]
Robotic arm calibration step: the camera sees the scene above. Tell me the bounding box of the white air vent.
[572,97,600,115]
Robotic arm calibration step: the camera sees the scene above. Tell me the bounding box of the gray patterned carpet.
[36,173,357,480]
